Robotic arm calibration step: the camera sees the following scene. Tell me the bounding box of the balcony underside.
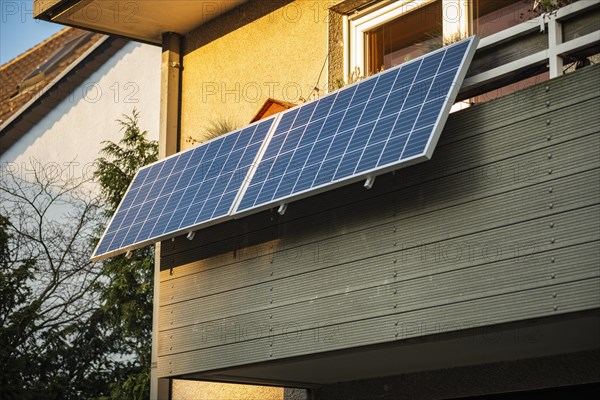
[178,311,599,387]
[34,0,250,44]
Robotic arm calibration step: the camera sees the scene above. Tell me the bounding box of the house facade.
[35,1,600,399]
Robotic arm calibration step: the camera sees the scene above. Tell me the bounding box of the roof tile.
[0,27,103,124]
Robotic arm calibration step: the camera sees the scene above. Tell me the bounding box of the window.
[346,1,469,79]
[364,1,442,74]
[344,0,550,105]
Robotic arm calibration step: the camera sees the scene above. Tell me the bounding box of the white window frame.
[344,0,470,81]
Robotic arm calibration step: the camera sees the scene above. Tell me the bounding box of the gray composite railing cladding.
[157,64,600,378]
[459,0,600,100]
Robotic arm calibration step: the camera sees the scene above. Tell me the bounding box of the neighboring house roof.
[1,28,99,124]
[250,98,296,123]
[0,27,127,155]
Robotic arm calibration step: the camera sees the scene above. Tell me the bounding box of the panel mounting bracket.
[125,250,133,259]
[364,175,376,190]
[278,204,288,216]
[187,231,196,241]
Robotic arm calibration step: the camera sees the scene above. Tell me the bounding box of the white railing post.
[461,1,599,99]
[547,13,564,78]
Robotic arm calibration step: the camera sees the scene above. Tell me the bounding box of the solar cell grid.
[236,36,478,213]
[92,36,478,261]
[92,118,275,260]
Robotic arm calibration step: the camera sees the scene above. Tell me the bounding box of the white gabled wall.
[0,42,160,181]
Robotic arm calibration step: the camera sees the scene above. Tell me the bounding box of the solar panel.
[91,118,275,261]
[92,36,478,261]
[234,36,478,215]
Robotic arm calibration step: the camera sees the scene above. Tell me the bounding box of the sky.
[1,0,63,65]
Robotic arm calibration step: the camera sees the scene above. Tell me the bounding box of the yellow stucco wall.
[172,380,284,400]
[180,0,330,150]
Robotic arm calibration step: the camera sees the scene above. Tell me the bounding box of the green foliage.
[93,108,158,400]
[186,116,240,145]
[94,249,154,400]
[533,0,575,13]
[100,368,150,400]
[0,215,35,399]
[205,117,239,140]
[95,108,158,215]
[334,67,367,90]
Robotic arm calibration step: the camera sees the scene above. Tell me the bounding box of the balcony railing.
[459,1,600,100]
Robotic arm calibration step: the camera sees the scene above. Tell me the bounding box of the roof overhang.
[34,0,249,45]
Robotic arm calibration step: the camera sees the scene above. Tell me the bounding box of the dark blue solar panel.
[92,118,275,260]
[93,37,478,261]
[236,36,478,213]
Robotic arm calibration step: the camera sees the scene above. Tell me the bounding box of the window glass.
[364,1,442,75]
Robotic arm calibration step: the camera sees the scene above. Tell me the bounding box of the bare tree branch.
[1,159,103,356]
